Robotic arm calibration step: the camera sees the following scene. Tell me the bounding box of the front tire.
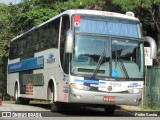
[49,85,64,112]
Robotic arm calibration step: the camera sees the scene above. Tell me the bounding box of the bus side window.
[31,31,37,52]
[38,27,44,50]
[52,26,57,46]
[34,30,39,51]
[47,24,53,48]
[44,26,49,49]
[60,15,70,74]
[41,25,48,50]
[10,39,20,59]
[13,40,18,58]
[24,36,31,55]
[9,42,14,59]
[47,18,60,48]
[19,39,25,56]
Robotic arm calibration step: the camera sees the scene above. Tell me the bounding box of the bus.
[7,9,157,114]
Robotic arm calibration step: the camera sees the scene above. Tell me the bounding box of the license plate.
[103,96,115,102]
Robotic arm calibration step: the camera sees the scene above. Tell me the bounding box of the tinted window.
[9,18,60,60]
[60,15,70,74]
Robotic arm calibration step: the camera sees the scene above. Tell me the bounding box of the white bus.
[7,9,157,114]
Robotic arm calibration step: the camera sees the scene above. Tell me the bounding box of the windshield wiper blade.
[91,48,106,79]
[117,59,129,79]
[113,45,129,79]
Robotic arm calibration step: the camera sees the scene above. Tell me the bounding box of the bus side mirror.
[65,30,74,53]
[144,36,157,59]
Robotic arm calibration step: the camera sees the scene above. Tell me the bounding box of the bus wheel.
[50,85,63,112]
[47,86,53,103]
[15,84,21,104]
[104,105,116,115]
[15,84,30,105]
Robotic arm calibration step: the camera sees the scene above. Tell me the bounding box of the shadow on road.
[1,101,133,117]
[29,102,51,110]
[26,102,133,117]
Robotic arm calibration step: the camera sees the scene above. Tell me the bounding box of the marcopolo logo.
[110,82,121,87]
[47,53,55,64]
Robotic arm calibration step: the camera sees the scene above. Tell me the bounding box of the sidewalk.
[120,105,160,112]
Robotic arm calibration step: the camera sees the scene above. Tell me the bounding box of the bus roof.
[64,9,138,20]
[11,9,139,41]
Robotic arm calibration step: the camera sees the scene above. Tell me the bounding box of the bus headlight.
[128,88,143,93]
[71,83,91,91]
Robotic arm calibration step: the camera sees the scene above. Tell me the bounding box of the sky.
[0,0,21,5]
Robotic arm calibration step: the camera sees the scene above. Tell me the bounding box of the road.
[0,101,134,117]
[1,101,159,120]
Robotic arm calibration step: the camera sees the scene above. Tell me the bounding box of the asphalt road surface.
[1,101,160,120]
[0,101,134,117]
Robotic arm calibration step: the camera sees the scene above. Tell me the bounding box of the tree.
[2,0,159,97]
[0,3,9,97]
[112,0,160,65]
[3,0,99,35]
[0,0,99,97]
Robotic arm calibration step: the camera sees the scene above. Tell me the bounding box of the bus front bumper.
[69,88,142,106]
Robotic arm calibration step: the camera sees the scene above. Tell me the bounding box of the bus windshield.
[74,15,141,38]
[71,35,144,79]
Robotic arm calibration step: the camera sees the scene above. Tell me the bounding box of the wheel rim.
[50,92,53,103]
[15,87,18,101]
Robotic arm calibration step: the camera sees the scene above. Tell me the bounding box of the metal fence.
[144,66,160,107]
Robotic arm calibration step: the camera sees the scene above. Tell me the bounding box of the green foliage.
[12,8,57,33]
[112,0,160,32]
[142,105,160,110]
[7,1,56,34]
[0,0,160,96]
[112,0,160,11]
[0,0,98,36]
[56,0,96,11]
[112,0,141,11]
[112,0,160,65]
[0,0,98,96]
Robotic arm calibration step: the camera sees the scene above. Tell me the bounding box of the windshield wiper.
[117,58,129,79]
[91,47,106,79]
[113,44,129,79]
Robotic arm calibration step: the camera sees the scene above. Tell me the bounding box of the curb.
[120,105,142,112]
[120,105,160,112]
